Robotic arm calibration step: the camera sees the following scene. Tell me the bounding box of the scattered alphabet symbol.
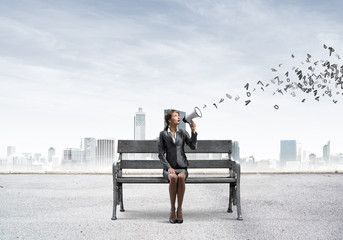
[202,44,342,111]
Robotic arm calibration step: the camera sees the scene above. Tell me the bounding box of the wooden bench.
[111,140,243,221]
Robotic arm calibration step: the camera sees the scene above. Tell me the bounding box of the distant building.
[0,158,7,168]
[33,153,41,163]
[63,148,84,164]
[249,155,255,165]
[323,141,330,163]
[81,138,96,166]
[280,140,297,168]
[240,155,256,170]
[7,146,16,157]
[48,147,56,162]
[96,139,115,169]
[330,153,343,166]
[297,142,302,162]
[134,108,146,140]
[164,109,186,131]
[10,153,34,170]
[309,153,317,169]
[232,141,240,161]
[302,150,311,162]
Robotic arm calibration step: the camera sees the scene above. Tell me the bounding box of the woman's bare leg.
[177,172,186,222]
[168,174,178,222]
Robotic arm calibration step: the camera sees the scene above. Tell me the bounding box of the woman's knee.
[178,173,186,182]
[168,174,178,183]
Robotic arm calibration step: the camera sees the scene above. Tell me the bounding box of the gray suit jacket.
[158,128,198,170]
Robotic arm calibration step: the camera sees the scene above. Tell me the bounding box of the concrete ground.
[0,173,342,240]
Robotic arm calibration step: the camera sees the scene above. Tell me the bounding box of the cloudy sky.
[1,0,343,160]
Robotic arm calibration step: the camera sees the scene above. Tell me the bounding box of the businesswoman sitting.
[158,109,198,224]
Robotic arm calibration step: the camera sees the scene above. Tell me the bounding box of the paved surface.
[0,173,342,240]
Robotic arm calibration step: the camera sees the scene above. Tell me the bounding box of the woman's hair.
[164,109,179,131]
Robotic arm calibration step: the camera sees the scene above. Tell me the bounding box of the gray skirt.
[163,168,189,181]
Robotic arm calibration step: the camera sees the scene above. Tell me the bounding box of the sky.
[1,0,343,160]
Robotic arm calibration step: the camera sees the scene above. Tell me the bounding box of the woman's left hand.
[189,120,196,134]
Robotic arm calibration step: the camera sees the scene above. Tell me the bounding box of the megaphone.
[183,107,202,123]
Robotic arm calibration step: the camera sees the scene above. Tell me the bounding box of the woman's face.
[169,112,180,126]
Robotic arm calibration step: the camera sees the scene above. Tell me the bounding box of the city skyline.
[1,104,340,161]
[1,111,340,161]
[1,1,343,161]
[2,135,342,172]
[1,103,342,165]
[1,107,340,162]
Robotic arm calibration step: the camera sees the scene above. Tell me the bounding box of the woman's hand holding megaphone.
[189,120,196,134]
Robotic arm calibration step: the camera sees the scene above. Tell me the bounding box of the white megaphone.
[183,107,202,123]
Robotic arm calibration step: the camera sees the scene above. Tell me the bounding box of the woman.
[158,109,198,224]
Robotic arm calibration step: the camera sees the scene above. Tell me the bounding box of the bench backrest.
[118,140,232,153]
[117,140,234,169]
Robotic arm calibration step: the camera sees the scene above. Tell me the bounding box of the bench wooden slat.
[118,140,232,153]
[117,177,236,184]
[120,160,234,169]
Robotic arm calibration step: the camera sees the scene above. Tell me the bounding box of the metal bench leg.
[111,162,118,220]
[112,185,118,220]
[233,185,237,206]
[236,186,243,220]
[227,184,233,213]
[236,164,243,221]
[119,184,125,212]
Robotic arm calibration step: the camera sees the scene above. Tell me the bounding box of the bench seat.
[117,176,237,184]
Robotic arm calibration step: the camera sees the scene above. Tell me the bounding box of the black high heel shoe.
[169,211,177,224]
[176,210,183,224]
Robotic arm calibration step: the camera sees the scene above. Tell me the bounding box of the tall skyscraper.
[164,109,186,131]
[134,108,145,140]
[96,139,115,169]
[81,138,96,166]
[323,141,330,163]
[280,140,297,167]
[232,141,240,161]
[48,147,56,162]
[7,146,16,157]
